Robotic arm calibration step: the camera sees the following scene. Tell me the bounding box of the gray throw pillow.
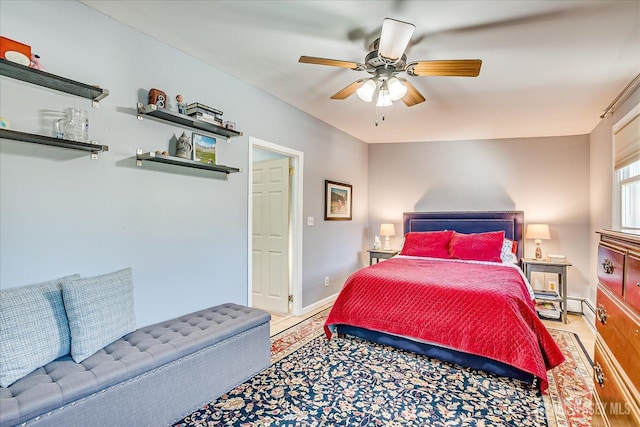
[0,274,79,387]
[62,267,136,363]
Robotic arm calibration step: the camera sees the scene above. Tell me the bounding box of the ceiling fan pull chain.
[374,106,386,127]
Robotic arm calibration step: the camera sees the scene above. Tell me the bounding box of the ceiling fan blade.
[399,79,425,107]
[299,56,361,70]
[378,18,415,61]
[409,60,482,77]
[330,79,368,100]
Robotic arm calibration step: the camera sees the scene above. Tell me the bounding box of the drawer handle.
[594,362,605,387]
[602,259,614,274]
[596,304,608,324]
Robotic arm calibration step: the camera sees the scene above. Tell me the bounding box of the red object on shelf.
[0,36,31,66]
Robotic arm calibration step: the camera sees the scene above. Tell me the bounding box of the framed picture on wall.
[324,180,352,221]
[192,132,216,164]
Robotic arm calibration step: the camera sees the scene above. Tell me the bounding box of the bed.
[324,211,564,391]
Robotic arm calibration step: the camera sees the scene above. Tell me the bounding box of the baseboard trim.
[302,293,338,315]
[567,296,596,332]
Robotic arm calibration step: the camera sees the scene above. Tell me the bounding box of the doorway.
[248,137,303,316]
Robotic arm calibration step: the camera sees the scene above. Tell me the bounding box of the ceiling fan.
[299,18,482,107]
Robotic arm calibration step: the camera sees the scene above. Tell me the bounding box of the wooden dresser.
[592,230,640,426]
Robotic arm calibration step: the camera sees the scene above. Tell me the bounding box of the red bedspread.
[324,257,564,391]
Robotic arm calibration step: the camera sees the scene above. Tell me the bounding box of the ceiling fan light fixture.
[356,78,376,102]
[376,87,393,107]
[387,77,407,101]
[378,18,415,62]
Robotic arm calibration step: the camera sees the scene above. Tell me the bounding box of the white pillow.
[500,238,519,264]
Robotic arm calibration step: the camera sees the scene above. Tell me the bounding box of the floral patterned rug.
[174,309,593,426]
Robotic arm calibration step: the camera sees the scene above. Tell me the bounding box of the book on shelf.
[186,103,223,117]
[535,300,561,320]
[189,112,223,127]
[534,290,560,300]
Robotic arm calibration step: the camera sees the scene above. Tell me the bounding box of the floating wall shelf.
[0,58,109,107]
[136,103,242,140]
[136,149,241,175]
[1,129,108,158]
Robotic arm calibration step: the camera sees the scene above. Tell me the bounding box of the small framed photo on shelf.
[324,180,352,221]
[192,132,216,164]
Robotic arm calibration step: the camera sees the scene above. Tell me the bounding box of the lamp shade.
[376,87,393,107]
[387,77,407,101]
[356,79,376,102]
[525,224,551,240]
[379,223,396,237]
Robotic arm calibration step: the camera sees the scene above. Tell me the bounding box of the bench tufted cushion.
[0,303,271,426]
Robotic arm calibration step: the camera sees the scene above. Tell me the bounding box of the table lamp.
[525,224,551,260]
[379,224,396,251]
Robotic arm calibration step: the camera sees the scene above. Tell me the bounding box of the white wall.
[0,1,368,325]
[588,86,640,302]
[368,135,591,307]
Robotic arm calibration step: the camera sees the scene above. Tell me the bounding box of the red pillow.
[449,231,506,262]
[400,231,454,258]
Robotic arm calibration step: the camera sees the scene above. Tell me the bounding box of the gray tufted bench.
[0,303,271,427]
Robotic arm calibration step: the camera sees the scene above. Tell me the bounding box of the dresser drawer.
[626,253,640,315]
[593,341,640,426]
[598,244,625,297]
[596,287,640,391]
[591,391,609,427]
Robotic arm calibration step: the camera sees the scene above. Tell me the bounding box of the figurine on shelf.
[29,53,47,71]
[29,54,45,71]
[175,132,192,159]
[176,95,187,115]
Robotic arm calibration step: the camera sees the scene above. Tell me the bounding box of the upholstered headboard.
[403,211,524,260]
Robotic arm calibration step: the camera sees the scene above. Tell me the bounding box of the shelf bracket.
[92,100,99,109]
[136,148,143,166]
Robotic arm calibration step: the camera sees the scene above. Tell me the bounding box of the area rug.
[174,309,593,426]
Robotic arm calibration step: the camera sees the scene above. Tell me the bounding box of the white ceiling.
[82,0,640,144]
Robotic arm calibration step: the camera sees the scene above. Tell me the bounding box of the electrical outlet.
[324,276,329,287]
[547,280,557,292]
[307,216,314,226]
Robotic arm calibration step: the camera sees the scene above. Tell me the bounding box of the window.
[613,103,640,234]
[616,161,640,232]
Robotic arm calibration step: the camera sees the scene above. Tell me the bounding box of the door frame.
[248,136,304,316]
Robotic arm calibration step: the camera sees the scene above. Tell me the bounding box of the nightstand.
[367,249,399,265]
[521,258,572,323]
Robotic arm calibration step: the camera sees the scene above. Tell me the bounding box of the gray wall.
[368,135,591,306]
[3,1,636,326]
[0,1,368,326]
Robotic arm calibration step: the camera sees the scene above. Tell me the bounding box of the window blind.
[615,110,640,170]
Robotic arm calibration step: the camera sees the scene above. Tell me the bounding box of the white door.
[252,157,290,314]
